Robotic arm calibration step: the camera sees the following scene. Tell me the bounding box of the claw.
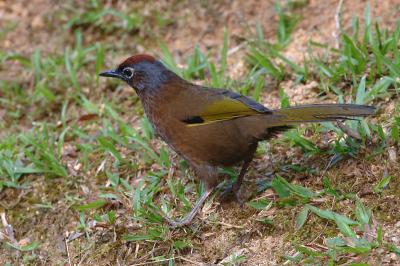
[234,188,245,207]
[162,189,213,228]
[219,182,244,206]
[164,216,192,228]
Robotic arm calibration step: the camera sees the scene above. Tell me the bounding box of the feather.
[268,104,376,126]
[184,89,271,127]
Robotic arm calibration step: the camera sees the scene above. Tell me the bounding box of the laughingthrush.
[100,54,375,227]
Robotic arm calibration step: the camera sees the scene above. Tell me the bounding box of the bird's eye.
[122,67,134,78]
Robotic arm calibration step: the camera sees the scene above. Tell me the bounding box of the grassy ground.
[0,0,399,265]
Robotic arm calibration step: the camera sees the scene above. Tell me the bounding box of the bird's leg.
[165,188,213,228]
[231,157,253,204]
[165,164,217,227]
[220,144,257,205]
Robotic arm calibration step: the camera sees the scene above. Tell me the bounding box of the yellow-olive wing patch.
[183,93,270,127]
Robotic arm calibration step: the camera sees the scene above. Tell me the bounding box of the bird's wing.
[182,88,271,127]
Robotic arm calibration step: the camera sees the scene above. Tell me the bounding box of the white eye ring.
[122,67,134,79]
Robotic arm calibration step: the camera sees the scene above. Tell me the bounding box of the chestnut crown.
[99,54,173,92]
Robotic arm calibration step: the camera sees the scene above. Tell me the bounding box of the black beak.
[99,69,122,79]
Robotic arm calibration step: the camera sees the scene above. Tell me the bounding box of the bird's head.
[99,54,172,93]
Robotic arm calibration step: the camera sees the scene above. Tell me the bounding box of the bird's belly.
[159,120,255,167]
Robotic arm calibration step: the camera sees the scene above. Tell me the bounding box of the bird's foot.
[163,189,213,228]
[219,183,245,206]
[234,189,245,207]
[164,216,192,228]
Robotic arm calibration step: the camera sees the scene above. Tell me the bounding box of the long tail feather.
[265,104,376,127]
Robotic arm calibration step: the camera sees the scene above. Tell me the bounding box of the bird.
[100,54,376,227]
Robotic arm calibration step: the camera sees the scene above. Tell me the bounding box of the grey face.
[100,61,171,92]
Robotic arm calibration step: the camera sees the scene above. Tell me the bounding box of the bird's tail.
[265,104,376,127]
